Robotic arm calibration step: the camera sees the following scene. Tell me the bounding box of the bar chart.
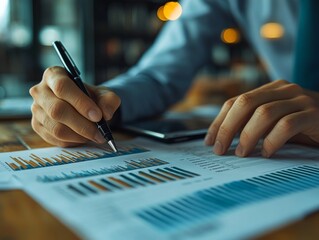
[64,166,200,197]
[5,145,149,171]
[136,165,319,230]
[37,158,169,183]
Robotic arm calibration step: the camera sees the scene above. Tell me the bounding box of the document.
[0,138,319,240]
[0,172,22,189]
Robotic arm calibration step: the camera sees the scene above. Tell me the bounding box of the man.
[29,0,319,158]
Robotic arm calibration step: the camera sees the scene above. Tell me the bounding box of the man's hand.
[29,66,121,147]
[205,80,319,157]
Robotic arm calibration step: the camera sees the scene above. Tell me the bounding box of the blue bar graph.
[136,165,319,231]
[65,166,200,197]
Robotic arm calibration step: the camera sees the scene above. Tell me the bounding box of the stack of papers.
[1,138,319,239]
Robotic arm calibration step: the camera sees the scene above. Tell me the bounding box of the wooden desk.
[1,120,319,240]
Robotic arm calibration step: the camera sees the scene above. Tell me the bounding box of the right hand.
[29,66,121,147]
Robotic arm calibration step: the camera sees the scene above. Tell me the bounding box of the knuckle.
[42,115,52,128]
[255,105,272,120]
[239,129,250,144]
[43,66,63,78]
[218,124,231,137]
[50,78,66,97]
[236,93,252,107]
[263,137,275,152]
[72,96,85,110]
[285,83,302,93]
[277,117,294,134]
[113,94,121,108]
[29,85,38,97]
[298,95,315,106]
[30,103,38,114]
[31,117,40,133]
[48,101,66,120]
[207,123,218,135]
[275,79,289,85]
[78,125,94,138]
[51,124,65,139]
[223,98,235,110]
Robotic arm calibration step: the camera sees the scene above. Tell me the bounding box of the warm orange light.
[157,6,168,21]
[221,28,240,44]
[163,2,182,21]
[260,22,284,39]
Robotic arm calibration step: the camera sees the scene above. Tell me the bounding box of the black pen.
[52,41,118,152]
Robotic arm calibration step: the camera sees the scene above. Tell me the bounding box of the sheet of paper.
[0,138,319,240]
[0,172,22,189]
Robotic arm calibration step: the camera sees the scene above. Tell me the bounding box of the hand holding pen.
[29,41,121,151]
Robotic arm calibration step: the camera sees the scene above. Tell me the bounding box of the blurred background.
[0,0,282,111]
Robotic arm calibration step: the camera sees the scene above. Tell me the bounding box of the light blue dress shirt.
[104,0,298,123]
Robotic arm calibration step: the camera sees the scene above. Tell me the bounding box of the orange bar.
[59,156,71,163]
[60,154,75,162]
[76,151,90,158]
[139,172,164,183]
[156,169,184,180]
[7,162,19,171]
[109,177,133,188]
[11,157,27,169]
[127,161,141,168]
[52,157,63,163]
[62,150,78,159]
[151,158,166,164]
[88,180,109,191]
[86,151,102,157]
[28,160,39,168]
[150,171,174,181]
[43,157,55,165]
[30,155,51,166]
[34,159,46,167]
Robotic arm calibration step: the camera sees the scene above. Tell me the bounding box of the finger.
[44,67,103,122]
[262,109,315,157]
[32,91,105,143]
[205,97,236,146]
[213,83,302,155]
[96,90,121,120]
[204,80,292,147]
[32,103,89,143]
[31,116,86,147]
[235,96,307,157]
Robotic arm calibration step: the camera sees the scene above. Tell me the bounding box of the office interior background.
[0,0,283,104]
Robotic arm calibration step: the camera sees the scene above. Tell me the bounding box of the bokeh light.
[157,6,168,21]
[157,2,182,22]
[260,22,284,39]
[221,28,240,44]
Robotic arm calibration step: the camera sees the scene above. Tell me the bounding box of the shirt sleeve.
[103,0,235,123]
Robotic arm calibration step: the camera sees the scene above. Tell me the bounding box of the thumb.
[90,85,121,121]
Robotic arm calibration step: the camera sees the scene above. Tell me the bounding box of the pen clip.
[52,41,81,77]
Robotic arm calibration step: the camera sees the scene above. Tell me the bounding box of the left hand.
[204,79,319,157]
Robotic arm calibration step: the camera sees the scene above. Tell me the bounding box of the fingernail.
[213,140,223,155]
[204,133,213,145]
[88,110,100,122]
[236,144,244,157]
[94,132,105,144]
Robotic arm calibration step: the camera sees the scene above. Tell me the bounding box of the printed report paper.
[0,138,319,240]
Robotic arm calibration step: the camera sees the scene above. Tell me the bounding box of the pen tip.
[108,140,118,153]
